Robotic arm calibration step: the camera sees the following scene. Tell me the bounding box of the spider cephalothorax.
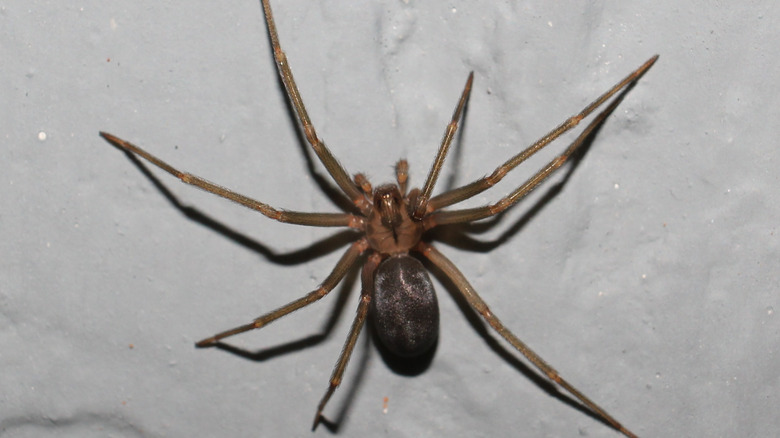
[366,182,424,255]
[100,0,656,436]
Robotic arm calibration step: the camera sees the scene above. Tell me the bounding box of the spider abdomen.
[371,255,439,357]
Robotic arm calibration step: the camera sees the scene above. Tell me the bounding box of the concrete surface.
[3,1,779,437]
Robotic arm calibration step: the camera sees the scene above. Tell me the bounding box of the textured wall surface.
[3,1,778,437]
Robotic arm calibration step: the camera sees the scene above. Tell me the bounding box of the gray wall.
[3,1,778,437]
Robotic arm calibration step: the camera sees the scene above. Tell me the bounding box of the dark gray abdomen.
[371,255,439,357]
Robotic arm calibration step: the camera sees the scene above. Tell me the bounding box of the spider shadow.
[210,258,362,361]
[115,145,386,431]
[269,55,359,215]
[425,256,615,430]
[317,320,373,433]
[119,150,358,267]
[432,76,640,252]
[428,124,595,252]
[114,148,363,356]
[423,96,632,432]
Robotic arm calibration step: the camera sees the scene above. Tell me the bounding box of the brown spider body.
[359,172,441,357]
[99,1,657,436]
[352,171,442,357]
[365,183,423,255]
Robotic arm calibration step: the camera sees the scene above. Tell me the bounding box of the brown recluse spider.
[99,0,657,436]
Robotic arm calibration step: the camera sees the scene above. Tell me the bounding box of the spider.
[100,1,657,436]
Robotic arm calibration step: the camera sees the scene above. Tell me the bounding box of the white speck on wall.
[37,131,46,141]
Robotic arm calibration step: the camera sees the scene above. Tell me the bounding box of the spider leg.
[99,132,363,229]
[411,72,474,220]
[312,251,382,430]
[423,66,645,228]
[260,0,369,213]
[195,238,369,347]
[417,242,637,438]
[427,55,658,213]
